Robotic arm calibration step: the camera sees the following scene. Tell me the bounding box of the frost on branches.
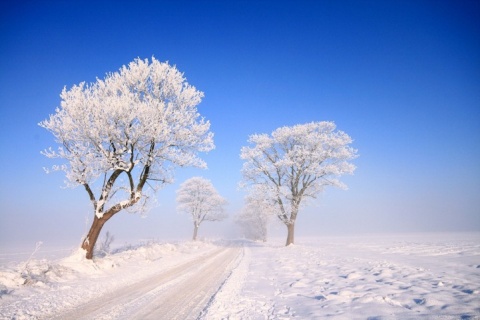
[240,121,357,246]
[235,185,275,242]
[176,177,227,241]
[40,57,214,259]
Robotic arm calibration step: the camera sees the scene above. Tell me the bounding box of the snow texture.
[1,233,479,319]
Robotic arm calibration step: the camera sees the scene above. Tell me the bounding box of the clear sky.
[1,1,479,248]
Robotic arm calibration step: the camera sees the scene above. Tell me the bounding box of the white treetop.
[240,121,357,245]
[40,57,214,258]
[40,57,214,218]
[176,177,227,240]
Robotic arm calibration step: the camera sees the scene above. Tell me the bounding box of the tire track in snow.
[51,245,243,320]
[129,246,242,320]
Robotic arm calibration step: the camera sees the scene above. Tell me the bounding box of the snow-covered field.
[1,233,479,319]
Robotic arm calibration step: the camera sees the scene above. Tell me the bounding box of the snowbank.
[1,234,479,319]
[204,233,480,319]
[0,240,217,319]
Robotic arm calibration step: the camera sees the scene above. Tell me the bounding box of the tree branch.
[83,183,97,210]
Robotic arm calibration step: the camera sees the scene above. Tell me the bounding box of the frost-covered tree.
[235,185,275,242]
[240,121,357,246]
[176,177,227,241]
[40,57,214,259]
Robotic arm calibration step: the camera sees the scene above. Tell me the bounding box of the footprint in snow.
[461,289,474,294]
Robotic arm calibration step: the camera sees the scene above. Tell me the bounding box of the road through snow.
[52,245,243,320]
[1,234,479,319]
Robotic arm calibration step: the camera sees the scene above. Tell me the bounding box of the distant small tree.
[240,121,357,246]
[176,177,227,241]
[95,231,115,256]
[40,57,214,259]
[236,185,275,242]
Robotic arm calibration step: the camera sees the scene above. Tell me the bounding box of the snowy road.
[51,245,243,320]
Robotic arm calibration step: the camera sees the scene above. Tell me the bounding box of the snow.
[0,240,219,319]
[1,233,479,319]
[206,233,480,319]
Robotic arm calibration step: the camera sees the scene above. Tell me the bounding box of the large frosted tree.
[40,57,214,259]
[240,121,357,246]
[176,177,227,241]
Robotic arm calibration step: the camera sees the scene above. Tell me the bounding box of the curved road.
[51,245,243,320]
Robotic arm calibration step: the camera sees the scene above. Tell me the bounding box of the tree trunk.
[193,223,199,241]
[285,222,295,246]
[81,215,108,259]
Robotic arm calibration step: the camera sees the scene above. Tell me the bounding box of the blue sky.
[1,1,479,247]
